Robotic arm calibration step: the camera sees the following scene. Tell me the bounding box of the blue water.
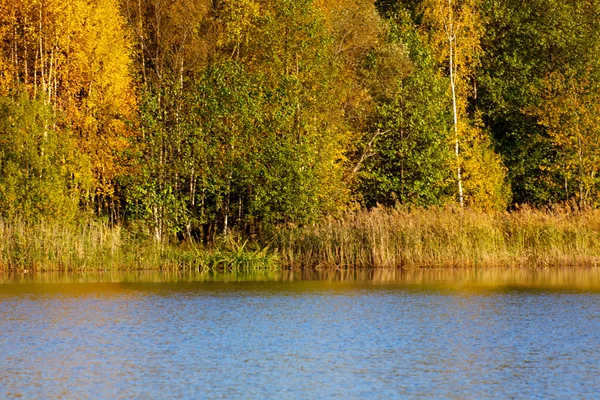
[1,272,599,399]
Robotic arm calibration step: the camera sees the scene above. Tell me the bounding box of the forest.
[1,0,600,270]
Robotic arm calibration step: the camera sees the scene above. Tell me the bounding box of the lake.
[1,268,599,399]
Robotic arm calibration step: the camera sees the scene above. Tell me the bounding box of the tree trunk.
[448,0,464,208]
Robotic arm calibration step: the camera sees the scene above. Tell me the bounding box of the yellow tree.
[0,0,137,218]
[0,0,16,90]
[534,71,600,207]
[421,0,508,209]
[314,0,382,65]
[314,0,386,183]
[60,0,136,215]
[121,0,212,88]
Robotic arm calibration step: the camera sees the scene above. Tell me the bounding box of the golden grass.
[3,204,600,271]
[269,204,600,268]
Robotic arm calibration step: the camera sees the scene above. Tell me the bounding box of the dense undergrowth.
[2,205,600,272]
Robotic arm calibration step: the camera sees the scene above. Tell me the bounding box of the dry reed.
[269,204,600,268]
[3,204,600,271]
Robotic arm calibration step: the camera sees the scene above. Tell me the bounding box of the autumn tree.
[356,7,455,206]
[120,0,218,240]
[123,0,353,240]
[211,0,352,227]
[420,0,509,210]
[313,0,385,185]
[0,0,137,220]
[532,71,600,207]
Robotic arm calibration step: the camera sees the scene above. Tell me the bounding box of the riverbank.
[2,205,600,272]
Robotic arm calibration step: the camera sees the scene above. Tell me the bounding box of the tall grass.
[4,204,600,271]
[0,219,279,272]
[269,204,600,268]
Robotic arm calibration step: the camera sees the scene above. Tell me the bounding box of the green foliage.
[480,0,600,205]
[123,88,194,241]
[358,15,454,207]
[357,2,510,211]
[0,92,90,222]
[126,0,351,240]
[189,54,346,226]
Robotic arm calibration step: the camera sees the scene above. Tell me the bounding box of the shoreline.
[2,205,600,272]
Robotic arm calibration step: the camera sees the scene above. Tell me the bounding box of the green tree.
[480,0,600,206]
[0,92,90,222]
[121,0,214,240]
[125,0,352,240]
[210,0,352,227]
[357,11,455,207]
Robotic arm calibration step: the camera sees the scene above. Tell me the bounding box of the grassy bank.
[0,219,278,272]
[270,205,600,268]
[3,205,600,271]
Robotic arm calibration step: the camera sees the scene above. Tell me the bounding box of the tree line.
[1,0,599,241]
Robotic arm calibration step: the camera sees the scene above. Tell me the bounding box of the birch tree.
[357,10,455,207]
[421,0,508,209]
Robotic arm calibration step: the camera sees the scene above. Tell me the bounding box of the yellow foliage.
[0,0,137,202]
[531,71,600,206]
[314,0,383,62]
[421,0,483,88]
[420,0,508,209]
[460,120,511,210]
[217,0,262,57]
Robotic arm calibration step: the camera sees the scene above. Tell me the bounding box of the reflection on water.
[1,268,599,399]
[2,267,600,291]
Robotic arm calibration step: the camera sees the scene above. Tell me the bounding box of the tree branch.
[346,128,389,181]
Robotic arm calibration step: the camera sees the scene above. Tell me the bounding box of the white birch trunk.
[448,0,464,208]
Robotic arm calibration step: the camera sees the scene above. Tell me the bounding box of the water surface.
[1,268,599,399]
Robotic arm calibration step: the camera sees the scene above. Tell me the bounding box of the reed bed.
[3,205,600,271]
[0,219,279,272]
[270,204,600,268]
